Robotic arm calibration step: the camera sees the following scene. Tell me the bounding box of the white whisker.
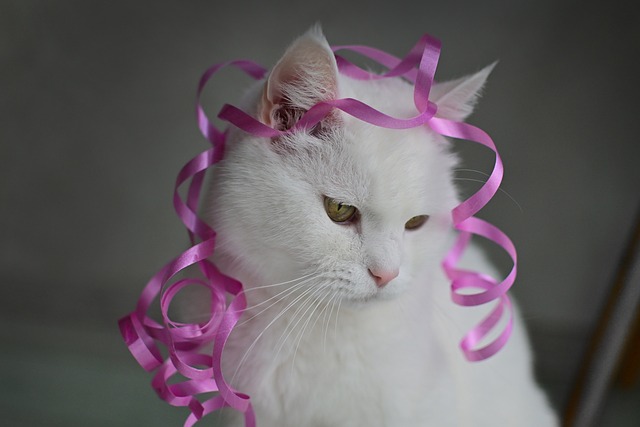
[243,270,320,293]
[229,276,324,386]
[323,292,339,351]
[308,289,335,339]
[334,297,343,342]
[274,284,326,360]
[237,274,319,326]
[291,288,332,374]
[453,177,523,213]
[454,167,489,176]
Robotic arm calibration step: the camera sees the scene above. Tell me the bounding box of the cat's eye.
[324,197,357,223]
[405,215,429,230]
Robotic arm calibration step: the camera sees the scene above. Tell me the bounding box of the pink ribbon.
[120,33,516,426]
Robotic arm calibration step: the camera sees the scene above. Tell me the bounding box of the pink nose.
[369,268,399,288]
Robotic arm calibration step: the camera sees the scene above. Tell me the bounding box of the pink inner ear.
[271,104,305,131]
[259,35,338,129]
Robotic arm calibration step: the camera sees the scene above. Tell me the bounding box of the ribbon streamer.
[120,33,516,426]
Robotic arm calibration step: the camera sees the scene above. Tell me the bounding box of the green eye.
[405,215,429,230]
[324,197,357,223]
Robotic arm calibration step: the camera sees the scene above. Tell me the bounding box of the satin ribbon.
[120,33,516,426]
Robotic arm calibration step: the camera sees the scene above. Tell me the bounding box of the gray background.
[2,0,639,425]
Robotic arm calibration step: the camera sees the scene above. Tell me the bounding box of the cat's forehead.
[313,121,448,217]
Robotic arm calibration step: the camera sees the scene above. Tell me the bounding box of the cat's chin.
[337,281,406,308]
[343,294,394,308]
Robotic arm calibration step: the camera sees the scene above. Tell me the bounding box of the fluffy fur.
[204,27,557,426]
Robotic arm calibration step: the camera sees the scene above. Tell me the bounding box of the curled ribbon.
[120,33,516,426]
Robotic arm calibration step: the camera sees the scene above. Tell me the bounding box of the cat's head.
[207,28,492,304]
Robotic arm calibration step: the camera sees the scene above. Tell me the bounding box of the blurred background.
[2,0,639,425]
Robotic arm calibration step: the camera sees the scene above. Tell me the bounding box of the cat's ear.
[259,27,339,131]
[430,62,496,122]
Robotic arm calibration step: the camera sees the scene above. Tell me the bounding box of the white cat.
[205,27,557,426]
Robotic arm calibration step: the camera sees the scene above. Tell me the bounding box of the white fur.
[204,28,557,426]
